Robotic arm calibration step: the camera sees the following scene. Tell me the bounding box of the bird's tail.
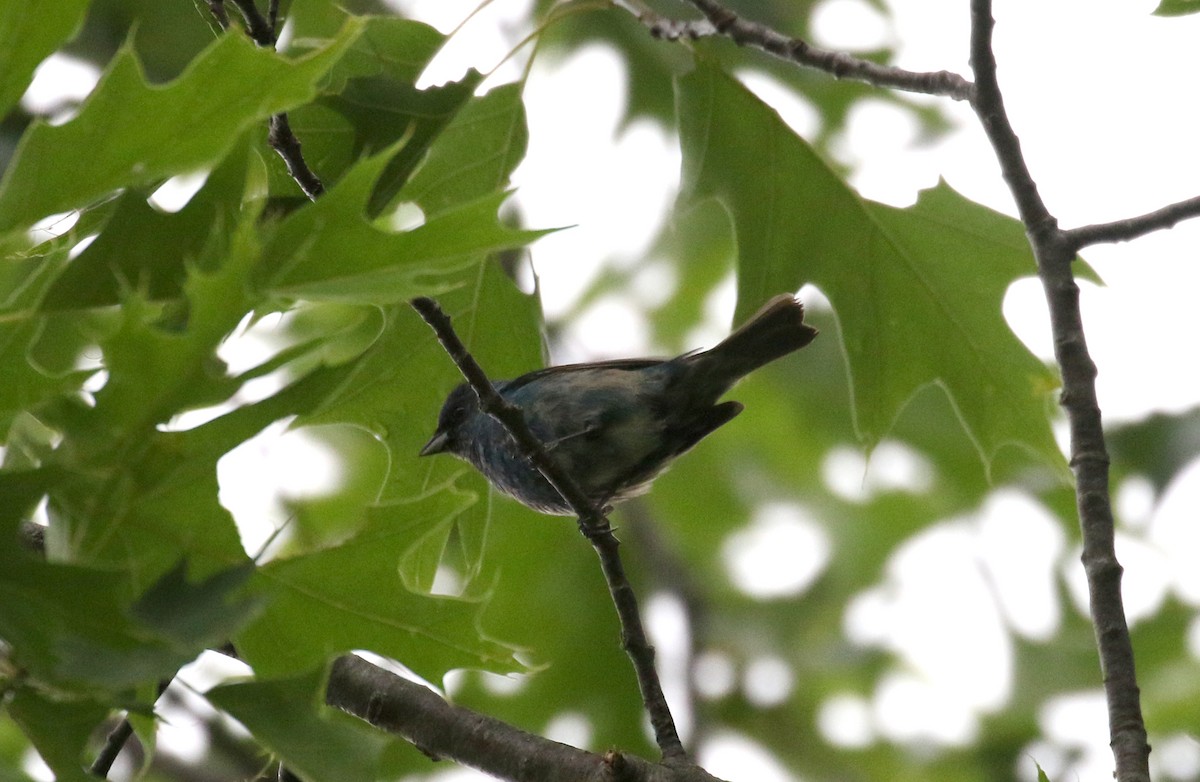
[694,294,818,384]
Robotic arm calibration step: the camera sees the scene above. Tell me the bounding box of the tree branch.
[227,0,276,46]
[967,2,1150,780]
[409,297,687,765]
[1065,193,1200,251]
[625,0,974,101]
[326,655,726,782]
[89,718,134,778]
[205,0,325,200]
[89,680,171,778]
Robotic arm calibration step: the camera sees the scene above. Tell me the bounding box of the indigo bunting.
[419,294,817,514]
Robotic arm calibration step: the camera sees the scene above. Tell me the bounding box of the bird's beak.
[419,430,449,457]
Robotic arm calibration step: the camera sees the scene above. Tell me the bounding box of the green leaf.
[322,73,482,215]
[1152,0,1200,15]
[39,141,251,311]
[0,0,91,118]
[130,559,262,649]
[0,308,92,439]
[0,523,209,690]
[41,194,263,578]
[4,686,106,782]
[234,491,521,682]
[675,62,1065,475]
[315,16,445,86]
[264,148,553,303]
[278,16,479,209]
[0,19,363,234]
[206,668,392,782]
[398,82,530,217]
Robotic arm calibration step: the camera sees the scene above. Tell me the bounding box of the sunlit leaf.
[0,0,90,118]
[0,20,363,233]
[235,491,522,681]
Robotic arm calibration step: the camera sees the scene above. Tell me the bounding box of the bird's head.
[419,383,479,457]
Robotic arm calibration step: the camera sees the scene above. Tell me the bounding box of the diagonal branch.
[968,2,1150,780]
[625,0,974,101]
[1064,193,1200,251]
[409,296,687,765]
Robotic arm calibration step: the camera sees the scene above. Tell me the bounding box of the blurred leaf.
[39,188,267,582]
[263,148,554,303]
[676,62,1065,476]
[234,491,522,681]
[0,307,93,439]
[131,559,262,648]
[39,141,250,311]
[313,15,444,85]
[0,19,363,234]
[1108,405,1200,490]
[452,497,654,755]
[206,668,392,782]
[1153,0,1200,15]
[4,686,106,782]
[279,16,481,209]
[323,73,482,215]
[399,83,529,217]
[0,0,91,118]
[0,525,219,690]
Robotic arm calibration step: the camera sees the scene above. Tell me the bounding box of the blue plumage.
[420,294,817,515]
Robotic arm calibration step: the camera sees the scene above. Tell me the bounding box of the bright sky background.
[18,1,1200,781]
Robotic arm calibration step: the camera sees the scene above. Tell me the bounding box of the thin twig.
[89,680,171,778]
[625,0,974,101]
[409,296,687,765]
[968,2,1150,780]
[89,719,134,777]
[227,0,276,45]
[1065,193,1200,251]
[205,0,325,200]
[268,114,325,199]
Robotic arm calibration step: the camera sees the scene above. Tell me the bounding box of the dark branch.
[227,0,276,46]
[89,719,134,778]
[89,680,171,778]
[966,0,1055,237]
[268,114,325,199]
[327,655,726,782]
[629,0,973,101]
[204,0,324,201]
[968,2,1150,780]
[1065,193,1200,251]
[409,296,687,764]
[267,0,280,36]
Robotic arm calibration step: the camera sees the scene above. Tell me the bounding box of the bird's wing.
[501,358,664,393]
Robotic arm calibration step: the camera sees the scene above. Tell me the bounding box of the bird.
[419,294,817,515]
